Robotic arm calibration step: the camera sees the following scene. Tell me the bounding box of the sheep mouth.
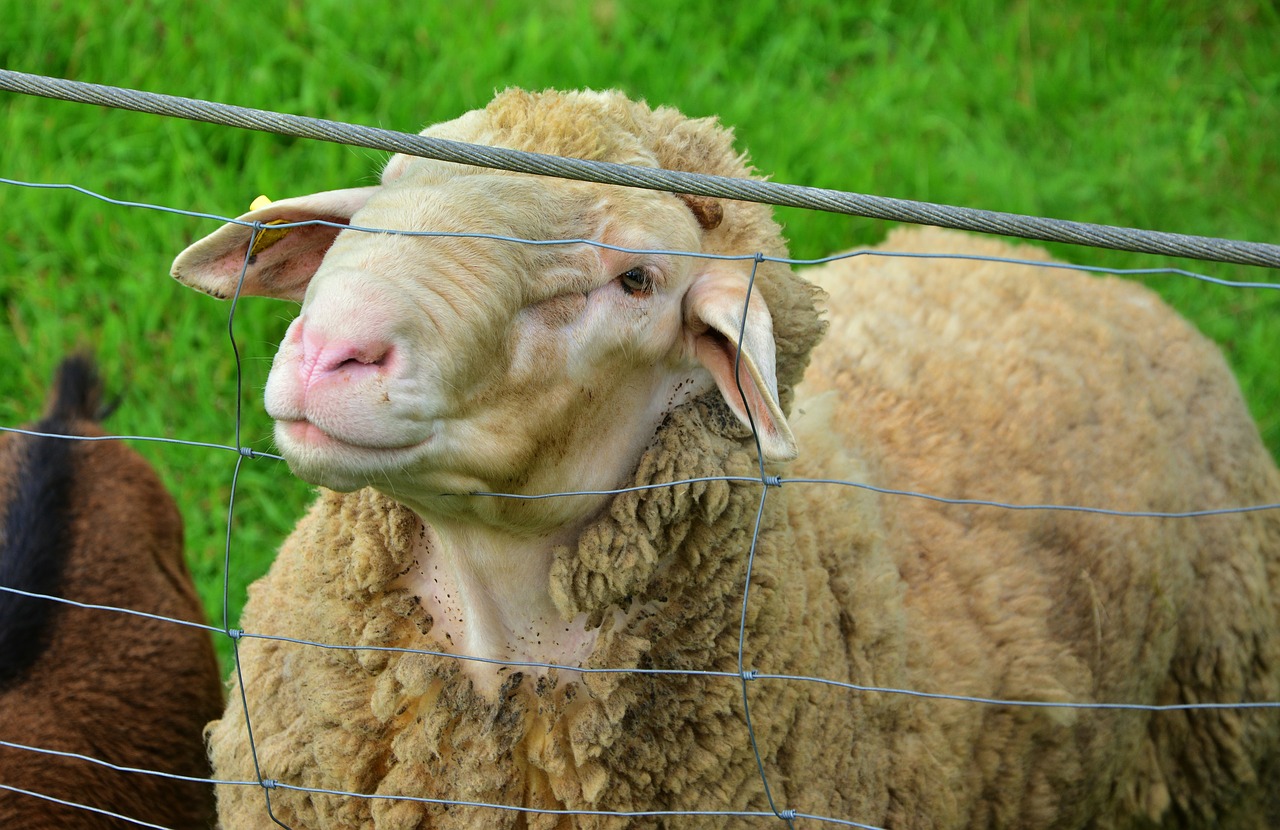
[276,418,431,453]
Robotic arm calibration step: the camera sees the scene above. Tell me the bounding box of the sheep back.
[795,226,1280,827]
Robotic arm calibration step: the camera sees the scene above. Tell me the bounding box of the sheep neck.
[388,370,714,697]
[397,516,598,696]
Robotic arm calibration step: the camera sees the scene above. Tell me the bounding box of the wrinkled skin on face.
[172,135,795,692]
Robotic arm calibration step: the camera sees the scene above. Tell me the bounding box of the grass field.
[2,1,1278,668]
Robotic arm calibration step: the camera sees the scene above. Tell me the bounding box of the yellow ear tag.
[247,194,293,256]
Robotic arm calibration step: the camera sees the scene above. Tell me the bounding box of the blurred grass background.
[1,0,1277,669]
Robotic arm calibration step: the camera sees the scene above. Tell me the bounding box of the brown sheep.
[0,355,224,829]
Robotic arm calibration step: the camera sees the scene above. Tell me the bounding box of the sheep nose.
[296,322,394,393]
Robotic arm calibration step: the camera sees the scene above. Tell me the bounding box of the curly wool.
[210,392,895,828]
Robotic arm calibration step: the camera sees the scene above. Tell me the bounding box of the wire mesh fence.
[2,77,1280,830]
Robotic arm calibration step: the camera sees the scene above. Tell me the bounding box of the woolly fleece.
[207,92,1280,829]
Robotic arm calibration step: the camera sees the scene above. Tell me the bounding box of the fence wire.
[3,181,1280,825]
[3,68,1280,269]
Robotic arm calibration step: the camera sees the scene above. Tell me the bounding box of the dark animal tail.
[0,355,106,687]
[44,353,113,423]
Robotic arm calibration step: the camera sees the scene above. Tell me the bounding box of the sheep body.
[173,91,1280,829]
[0,356,224,830]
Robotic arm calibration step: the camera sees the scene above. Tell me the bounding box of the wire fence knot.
[226,628,244,640]
[777,808,798,820]
[762,474,783,488]
[259,778,279,790]
[741,668,760,681]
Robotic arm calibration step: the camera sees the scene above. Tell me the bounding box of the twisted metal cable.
[2,69,1278,269]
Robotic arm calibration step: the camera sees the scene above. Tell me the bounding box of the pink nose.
[297,323,393,394]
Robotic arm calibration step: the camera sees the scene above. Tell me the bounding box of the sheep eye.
[618,267,654,296]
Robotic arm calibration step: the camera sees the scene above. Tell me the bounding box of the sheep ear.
[170,187,380,301]
[684,264,797,462]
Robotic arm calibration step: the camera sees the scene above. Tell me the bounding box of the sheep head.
[171,89,830,687]
[172,91,821,529]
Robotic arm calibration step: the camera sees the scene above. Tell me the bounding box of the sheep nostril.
[326,343,392,374]
[338,349,387,370]
[299,332,395,390]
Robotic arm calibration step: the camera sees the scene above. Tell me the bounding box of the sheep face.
[172,158,795,532]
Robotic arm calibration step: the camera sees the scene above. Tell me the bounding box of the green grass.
[2,1,1278,669]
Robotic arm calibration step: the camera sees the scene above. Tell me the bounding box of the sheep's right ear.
[170,187,380,301]
[684,263,798,462]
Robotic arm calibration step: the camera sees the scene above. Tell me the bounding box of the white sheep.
[171,89,1280,829]
[0,355,224,829]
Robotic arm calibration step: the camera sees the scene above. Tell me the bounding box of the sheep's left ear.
[170,187,379,301]
[684,263,797,462]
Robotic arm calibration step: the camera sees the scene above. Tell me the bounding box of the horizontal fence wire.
[4,174,1280,292]
[8,567,1280,712]
[0,784,178,830]
[3,68,1280,269]
[3,127,1280,826]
